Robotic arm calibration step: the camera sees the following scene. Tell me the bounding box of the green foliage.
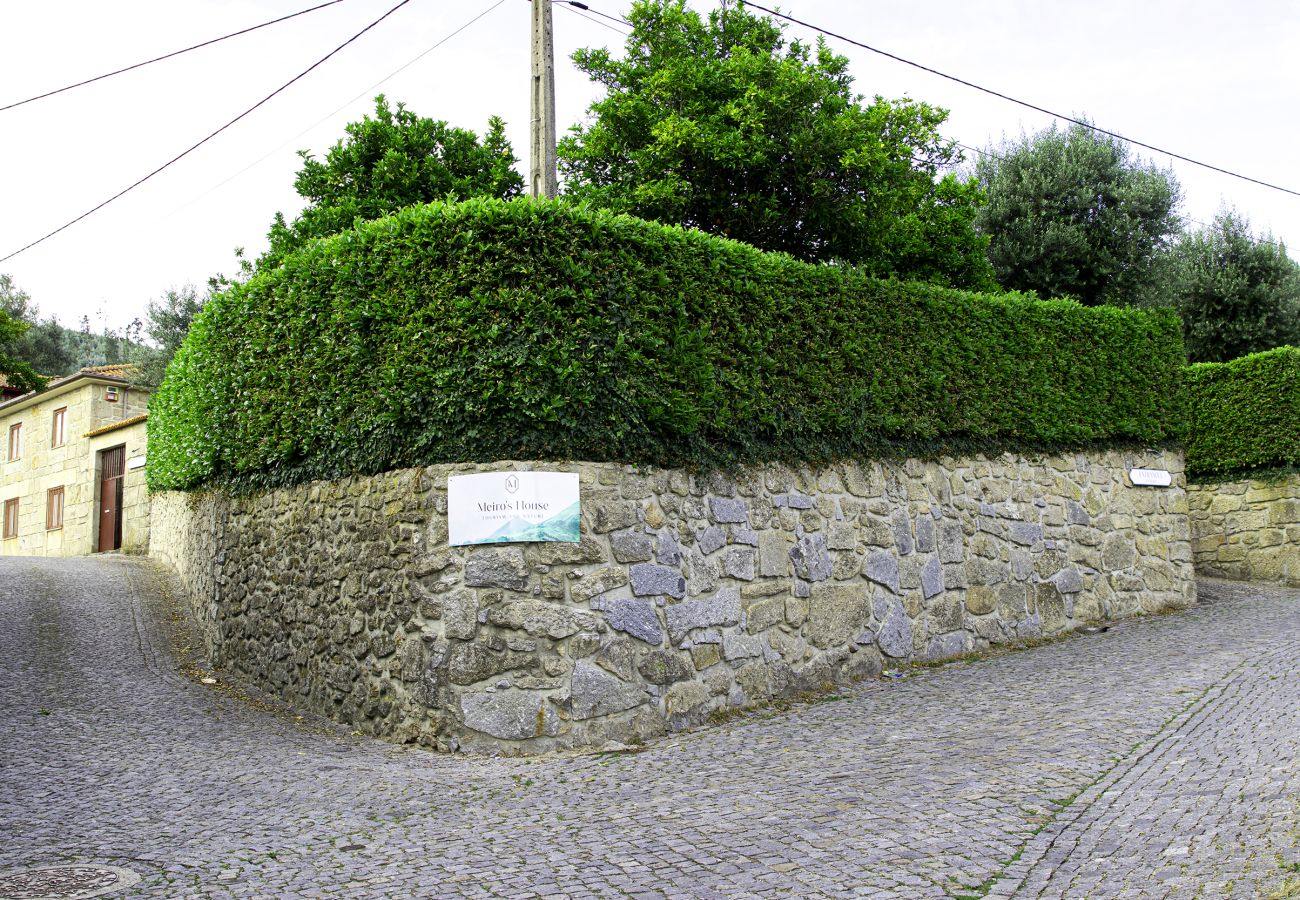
[1170,211,1300,363]
[129,285,206,387]
[0,273,74,376]
[1184,346,1299,477]
[260,95,523,269]
[147,198,1186,493]
[975,121,1182,306]
[557,0,996,290]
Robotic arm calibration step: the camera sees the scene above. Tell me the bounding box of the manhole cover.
[0,865,140,900]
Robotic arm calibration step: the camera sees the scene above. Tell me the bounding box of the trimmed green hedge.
[148,198,1186,492]
[1185,346,1299,478]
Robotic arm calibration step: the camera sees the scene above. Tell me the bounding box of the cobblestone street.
[1,556,1297,899]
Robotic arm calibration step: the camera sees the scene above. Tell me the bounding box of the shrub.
[1184,346,1300,478]
[147,198,1186,492]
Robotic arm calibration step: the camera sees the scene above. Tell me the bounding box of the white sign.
[126,456,146,471]
[1129,468,1172,487]
[447,472,580,546]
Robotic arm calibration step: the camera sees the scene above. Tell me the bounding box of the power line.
[739,0,1300,199]
[555,2,629,35]
[0,0,349,114]
[1,0,415,265]
[555,1,631,28]
[167,0,510,217]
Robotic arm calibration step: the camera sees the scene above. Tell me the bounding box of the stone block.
[630,563,687,598]
[874,599,912,659]
[568,661,647,719]
[744,596,784,633]
[464,548,529,591]
[448,640,535,686]
[920,555,944,599]
[806,583,872,649]
[789,533,832,582]
[863,550,900,594]
[460,691,558,740]
[590,500,639,534]
[526,536,606,565]
[697,525,726,556]
[758,531,792,577]
[636,650,694,685]
[892,509,914,556]
[570,566,629,603]
[442,590,478,640]
[664,681,711,718]
[655,528,682,565]
[689,644,721,670]
[915,516,936,553]
[965,584,997,616]
[723,546,756,581]
[827,520,858,551]
[665,589,742,645]
[1101,532,1138,571]
[590,597,663,645]
[487,600,600,639]
[610,529,654,563]
[709,497,749,524]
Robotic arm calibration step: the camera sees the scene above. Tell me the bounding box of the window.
[46,487,64,531]
[51,407,66,448]
[104,386,119,402]
[3,498,17,539]
[7,422,20,461]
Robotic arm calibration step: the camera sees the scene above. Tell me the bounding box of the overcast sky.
[1,0,1297,332]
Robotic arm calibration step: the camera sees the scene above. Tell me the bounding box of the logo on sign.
[505,474,520,494]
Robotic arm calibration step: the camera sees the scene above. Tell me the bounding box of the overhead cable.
[0,0,349,113]
[739,0,1300,198]
[0,0,414,264]
[167,0,510,216]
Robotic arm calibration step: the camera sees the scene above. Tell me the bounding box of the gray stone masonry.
[1189,473,1300,587]
[150,450,1195,753]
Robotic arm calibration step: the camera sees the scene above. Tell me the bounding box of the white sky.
[1,0,1297,331]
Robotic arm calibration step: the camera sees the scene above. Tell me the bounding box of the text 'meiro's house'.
[0,365,150,556]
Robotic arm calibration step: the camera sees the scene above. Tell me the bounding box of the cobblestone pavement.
[2,556,1298,899]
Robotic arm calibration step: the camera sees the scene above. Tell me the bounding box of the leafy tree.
[0,274,76,375]
[259,95,524,269]
[974,121,1182,306]
[1170,210,1300,363]
[557,0,996,289]
[0,276,48,392]
[130,285,206,387]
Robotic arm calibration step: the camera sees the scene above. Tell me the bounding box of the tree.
[0,276,49,392]
[974,121,1182,306]
[259,96,524,269]
[0,274,76,375]
[557,0,996,290]
[1170,210,1300,363]
[129,285,206,387]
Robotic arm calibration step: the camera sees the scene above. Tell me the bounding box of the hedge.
[1184,346,1299,478]
[147,198,1186,492]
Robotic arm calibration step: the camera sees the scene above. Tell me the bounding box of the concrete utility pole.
[530,0,558,199]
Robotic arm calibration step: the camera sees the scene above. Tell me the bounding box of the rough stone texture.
[1189,473,1300,587]
[12,560,1292,899]
[150,451,1194,753]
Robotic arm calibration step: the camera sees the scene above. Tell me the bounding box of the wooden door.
[98,445,125,553]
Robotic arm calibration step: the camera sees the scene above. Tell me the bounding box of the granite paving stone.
[1,559,1297,898]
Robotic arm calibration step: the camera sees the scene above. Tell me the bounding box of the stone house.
[0,365,151,556]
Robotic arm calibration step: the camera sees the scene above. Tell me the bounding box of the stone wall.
[150,449,1195,753]
[1189,474,1300,586]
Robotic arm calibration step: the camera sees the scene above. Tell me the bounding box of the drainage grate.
[0,865,140,900]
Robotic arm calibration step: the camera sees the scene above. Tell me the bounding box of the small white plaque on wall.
[127,456,146,470]
[448,472,580,546]
[1129,468,1172,487]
